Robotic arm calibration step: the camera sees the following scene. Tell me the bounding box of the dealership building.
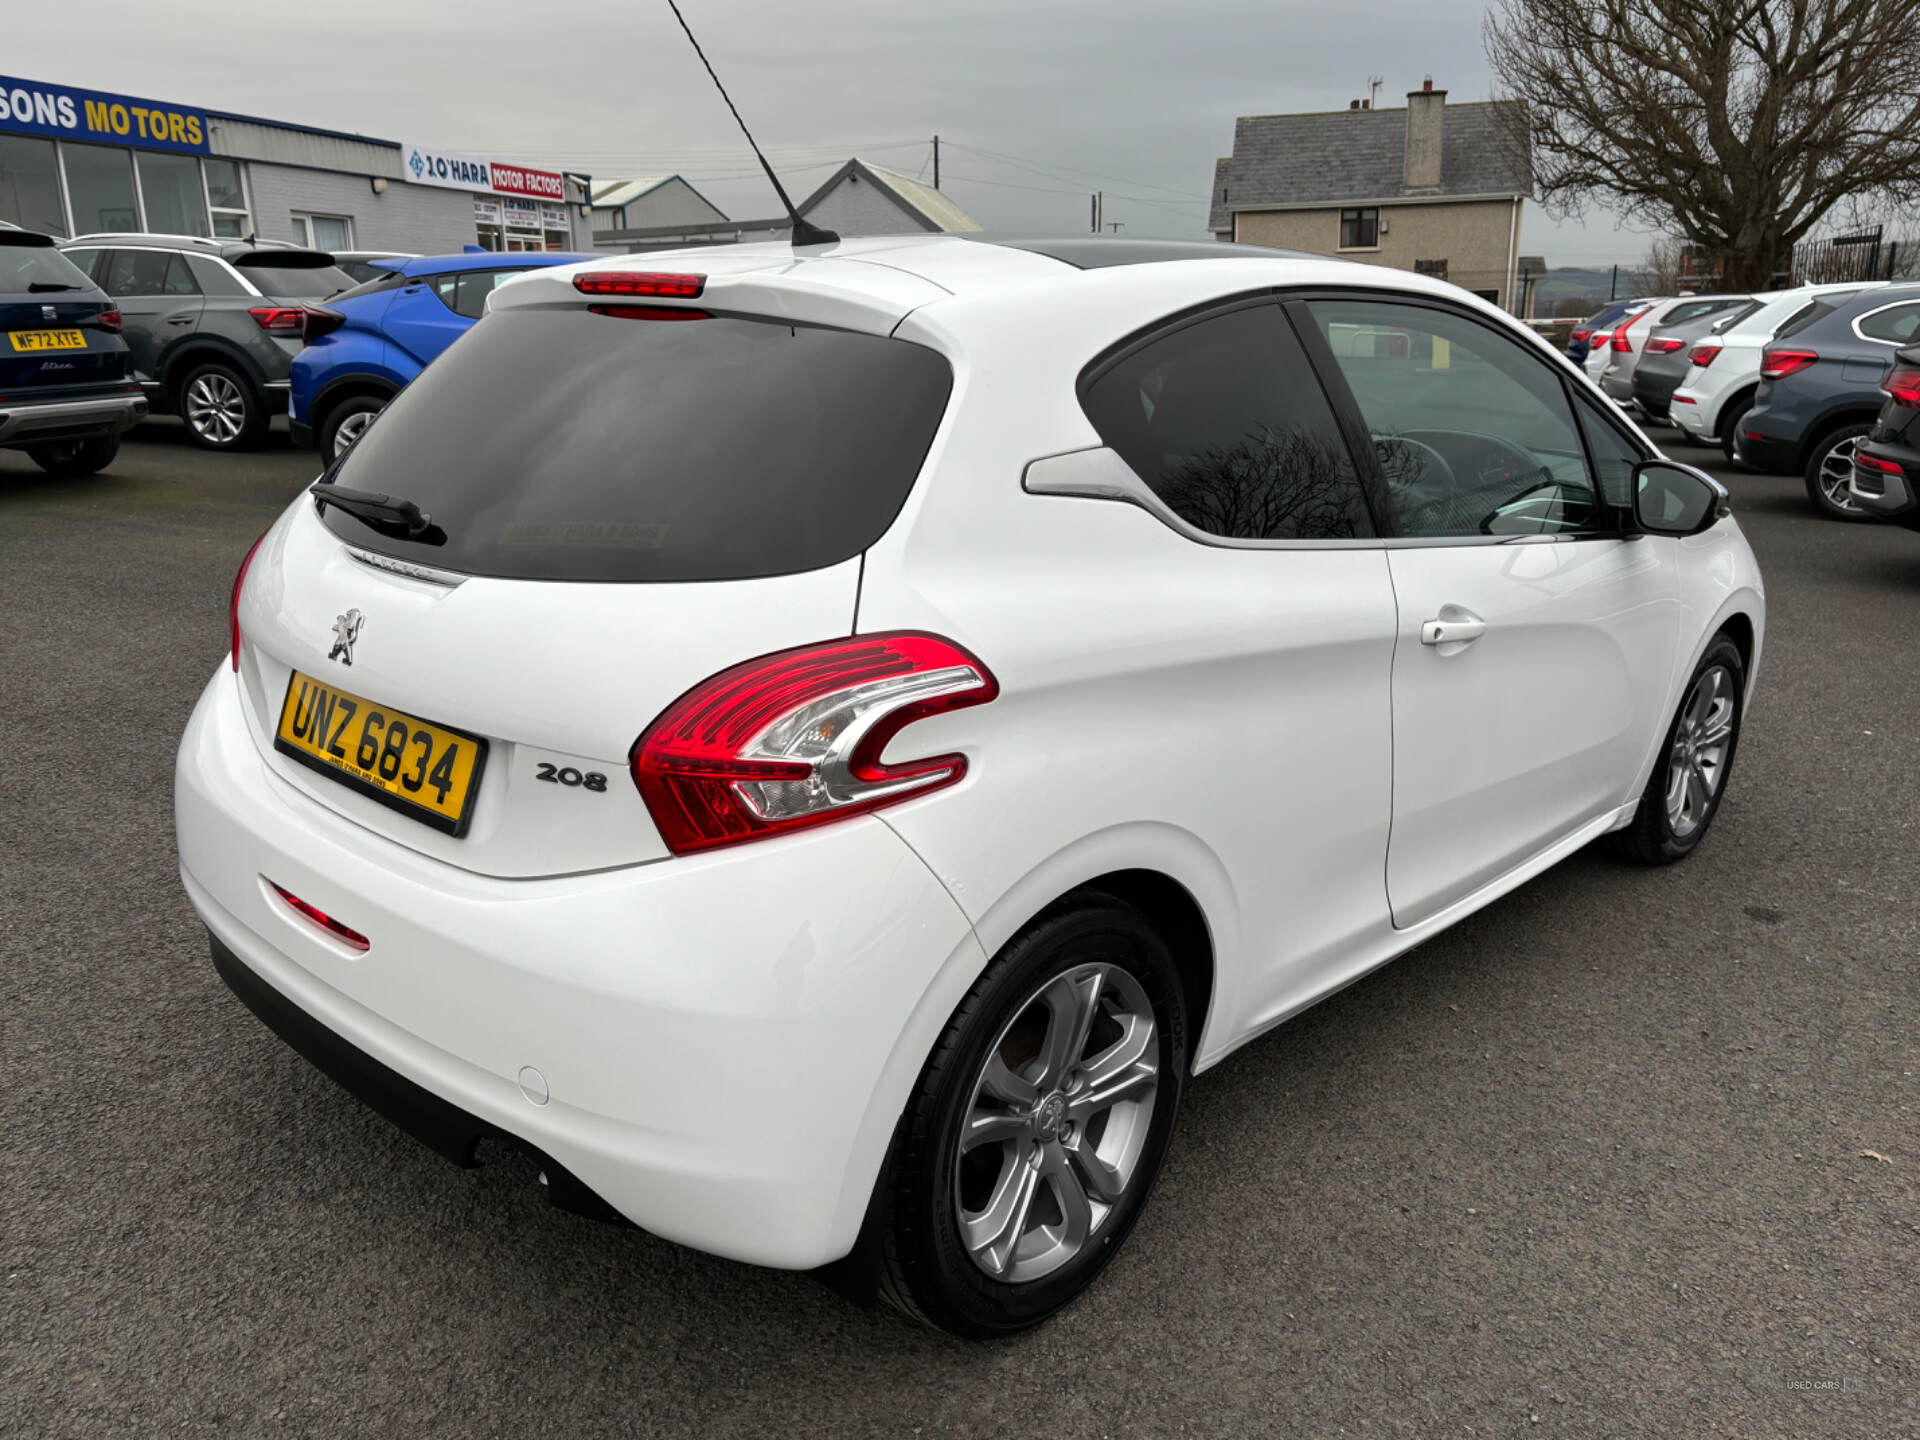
[0,73,597,254]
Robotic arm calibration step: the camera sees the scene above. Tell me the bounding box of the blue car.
[1735,282,1920,520]
[291,251,595,463]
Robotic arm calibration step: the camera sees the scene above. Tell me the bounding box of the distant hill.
[1532,265,1654,314]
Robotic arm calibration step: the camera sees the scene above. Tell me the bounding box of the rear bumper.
[1669,390,1712,438]
[1851,445,1920,528]
[0,391,146,444]
[175,667,988,1269]
[289,418,314,448]
[1732,426,1799,474]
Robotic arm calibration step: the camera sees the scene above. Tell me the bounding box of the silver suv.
[58,234,352,450]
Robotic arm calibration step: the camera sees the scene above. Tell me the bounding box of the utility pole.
[1090,194,1097,233]
[932,135,939,190]
[1609,263,1618,300]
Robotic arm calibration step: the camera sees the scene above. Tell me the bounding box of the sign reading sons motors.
[0,74,208,154]
[403,144,565,200]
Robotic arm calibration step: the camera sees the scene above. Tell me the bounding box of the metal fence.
[1791,230,1912,285]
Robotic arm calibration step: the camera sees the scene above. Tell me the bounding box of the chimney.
[1404,76,1445,191]
[1349,99,1361,110]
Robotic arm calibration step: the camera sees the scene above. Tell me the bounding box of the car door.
[378,271,471,369]
[1031,298,1399,1024]
[1300,295,1685,929]
[99,249,203,384]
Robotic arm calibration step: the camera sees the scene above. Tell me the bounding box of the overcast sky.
[13,0,1658,266]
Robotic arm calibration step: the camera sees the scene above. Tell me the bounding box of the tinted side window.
[1858,302,1920,345]
[103,250,182,298]
[60,248,106,281]
[454,269,530,320]
[1775,300,1839,341]
[182,253,251,297]
[1307,298,1602,538]
[1081,304,1372,541]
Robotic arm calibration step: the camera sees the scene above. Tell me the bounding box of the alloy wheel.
[955,961,1159,1284]
[1666,663,1736,838]
[1816,435,1865,514]
[332,407,378,457]
[185,373,248,445]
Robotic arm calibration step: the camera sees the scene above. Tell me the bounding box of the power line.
[942,141,1210,202]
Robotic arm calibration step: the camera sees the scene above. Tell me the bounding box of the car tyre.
[25,434,120,477]
[1615,633,1746,865]
[1718,396,1753,467]
[318,395,387,467]
[879,894,1189,1338]
[1802,422,1874,521]
[178,362,267,451]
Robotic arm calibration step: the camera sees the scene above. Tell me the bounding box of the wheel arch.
[159,339,271,409]
[1795,406,1881,470]
[1713,383,1758,439]
[311,371,403,434]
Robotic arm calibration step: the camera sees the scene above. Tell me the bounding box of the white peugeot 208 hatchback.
[176,235,1764,1337]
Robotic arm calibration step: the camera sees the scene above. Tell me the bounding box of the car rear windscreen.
[0,234,97,294]
[233,257,354,298]
[320,306,954,582]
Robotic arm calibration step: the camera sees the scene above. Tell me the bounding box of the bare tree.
[1486,0,1920,289]
[1641,234,1687,294]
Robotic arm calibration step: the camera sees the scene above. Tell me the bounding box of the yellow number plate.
[8,329,86,352]
[274,671,488,836]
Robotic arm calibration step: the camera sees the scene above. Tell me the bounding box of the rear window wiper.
[309,481,443,542]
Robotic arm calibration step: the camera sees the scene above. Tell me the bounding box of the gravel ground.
[2,419,1915,1438]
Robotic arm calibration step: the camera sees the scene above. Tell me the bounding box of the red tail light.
[1591,331,1612,349]
[1688,345,1722,367]
[573,271,705,299]
[1571,328,1591,344]
[1610,329,1633,352]
[230,533,265,672]
[1759,348,1818,380]
[1646,337,1685,353]
[97,307,122,333]
[1854,451,1903,475]
[632,633,997,855]
[1883,364,1920,407]
[249,306,308,336]
[588,304,711,322]
[303,307,346,341]
[268,882,370,952]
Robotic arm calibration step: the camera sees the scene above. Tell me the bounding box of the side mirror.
[1632,460,1730,536]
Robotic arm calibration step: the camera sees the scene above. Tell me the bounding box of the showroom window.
[64,142,141,234]
[292,213,354,251]
[203,158,251,237]
[138,150,211,236]
[0,134,67,236]
[473,197,503,251]
[0,140,253,240]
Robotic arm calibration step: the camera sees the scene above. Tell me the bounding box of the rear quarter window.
[321,306,953,582]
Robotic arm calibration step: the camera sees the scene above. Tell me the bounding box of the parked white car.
[1598,294,1748,405]
[1582,299,1657,380]
[176,236,1766,1337]
[1670,281,1891,460]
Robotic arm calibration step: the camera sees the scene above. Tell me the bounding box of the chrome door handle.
[1421,615,1487,646]
[165,314,195,326]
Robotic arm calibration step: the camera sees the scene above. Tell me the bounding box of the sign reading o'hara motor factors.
[403,144,566,200]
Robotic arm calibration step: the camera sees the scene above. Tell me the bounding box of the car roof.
[59,232,334,262]
[494,232,1562,367]
[390,251,599,277]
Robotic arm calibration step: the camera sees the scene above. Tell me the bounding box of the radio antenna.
[663,0,838,247]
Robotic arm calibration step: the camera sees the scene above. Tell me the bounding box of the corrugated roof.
[591,177,676,209]
[798,159,981,233]
[1209,100,1529,232]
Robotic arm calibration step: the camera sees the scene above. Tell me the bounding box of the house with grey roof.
[1210,81,1532,310]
